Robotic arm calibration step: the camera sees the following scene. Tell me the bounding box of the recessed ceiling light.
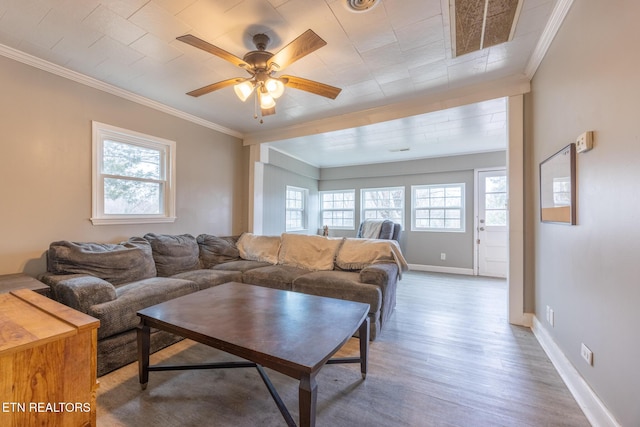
[345,0,380,13]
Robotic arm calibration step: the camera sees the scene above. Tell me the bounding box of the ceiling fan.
[177,29,342,121]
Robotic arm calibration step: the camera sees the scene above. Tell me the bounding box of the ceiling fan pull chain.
[253,91,258,120]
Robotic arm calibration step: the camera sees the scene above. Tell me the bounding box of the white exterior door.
[476,169,508,278]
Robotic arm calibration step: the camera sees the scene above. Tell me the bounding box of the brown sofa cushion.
[242,265,310,291]
[197,234,241,268]
[212,259,272,273]
[90,277,198,339]
[292,270,381,314]
[144,233,200,277]
[47,237,156,286]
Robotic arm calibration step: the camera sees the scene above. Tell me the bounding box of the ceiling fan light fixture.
[265,78,285,99]
[258,91,276,109]
[233,80,254,102]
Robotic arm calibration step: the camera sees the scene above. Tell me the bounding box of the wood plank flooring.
[96,271,590,426]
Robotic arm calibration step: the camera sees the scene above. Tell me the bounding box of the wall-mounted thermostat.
[576,131,593,153]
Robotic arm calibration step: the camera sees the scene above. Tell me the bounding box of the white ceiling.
[0,0,559,167]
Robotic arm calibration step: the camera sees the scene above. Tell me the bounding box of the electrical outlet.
[440,253,446,261]
[581,343,593,366]
[549,308,554,326]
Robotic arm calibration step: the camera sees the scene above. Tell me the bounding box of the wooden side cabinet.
[0,289,100,427]
[0,273,51,297]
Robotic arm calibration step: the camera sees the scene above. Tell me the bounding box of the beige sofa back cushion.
[278,234,343,271]
[237,233,281,264]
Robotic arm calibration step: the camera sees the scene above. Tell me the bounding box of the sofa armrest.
[43,274,117,314]
[360,263,399,328]
[360,263,398,288]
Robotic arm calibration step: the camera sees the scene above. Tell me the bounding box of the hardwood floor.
[97,272,590,426]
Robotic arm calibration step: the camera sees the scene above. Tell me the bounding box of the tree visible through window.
[361,187,404,226]
[484,175,508,226]
[320,190,355,229]
[412,184,465,231]
[103,140,162,214]
[285,186,307,231]
[91,122,176,225]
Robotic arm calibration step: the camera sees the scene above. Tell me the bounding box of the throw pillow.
[278,233,344,271]
[46,237,157,286]
[143,233,200,277]
[236,233,281,264]
[197,234,241,268]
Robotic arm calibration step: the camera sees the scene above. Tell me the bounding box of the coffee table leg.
[137,321,150,390]
[359,316,369,379]
[299,373,318,427]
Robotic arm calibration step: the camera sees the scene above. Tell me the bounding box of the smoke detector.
[345,0,380,12]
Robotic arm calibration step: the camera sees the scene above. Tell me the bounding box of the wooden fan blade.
[267,29,326,71]
[281,75,342,99]
[186,78,247,97]
[177,34,249,68]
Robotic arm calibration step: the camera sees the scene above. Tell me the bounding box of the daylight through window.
[412,184,465,232]
[361,187,404,227]
[320,190,355,229]
[285,186,307,231]
[91,122,176,225]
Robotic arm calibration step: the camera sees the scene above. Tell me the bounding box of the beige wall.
[0,55,247,276]
[526,0,640,425]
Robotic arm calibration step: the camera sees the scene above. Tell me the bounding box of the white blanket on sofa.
[360,219,384,239]
[336,238,409,278]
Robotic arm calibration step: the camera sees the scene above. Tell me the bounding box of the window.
[285,186,307,231]
[361,187,404,227]
[320,190,355,229]
[91,121,176,225]
[484,175,508,226]
[412,184,465,232]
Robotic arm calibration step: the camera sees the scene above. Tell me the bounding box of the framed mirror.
[539,143,576,224]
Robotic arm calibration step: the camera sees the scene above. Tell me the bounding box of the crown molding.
[525,0,575,79]
[0,43,243,139]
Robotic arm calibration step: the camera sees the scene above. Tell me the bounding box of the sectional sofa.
[39,232,407,376]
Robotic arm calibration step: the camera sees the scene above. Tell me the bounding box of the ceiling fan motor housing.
[243,50,273,71]
[252,33,270,51]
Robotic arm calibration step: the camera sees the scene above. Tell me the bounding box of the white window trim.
[411,183,465,232]
[360,186,405,228]
[91,121,176,225]
[285,185,308,232]
[319,189,356,230]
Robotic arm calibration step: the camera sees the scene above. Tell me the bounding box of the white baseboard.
[531,316,620,427]
[407,264,474,275]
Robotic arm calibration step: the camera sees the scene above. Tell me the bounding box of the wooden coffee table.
[137,282,369,427]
